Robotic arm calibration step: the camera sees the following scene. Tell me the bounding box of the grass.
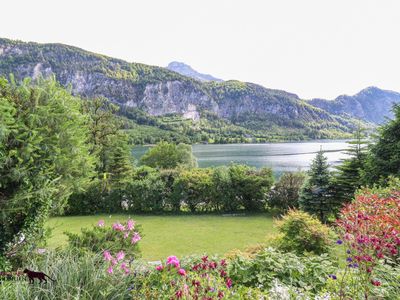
[46,214,276,261]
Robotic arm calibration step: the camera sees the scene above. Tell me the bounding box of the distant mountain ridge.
[309,87,400,124]
[167,61,223,82]
[0,37,396,142]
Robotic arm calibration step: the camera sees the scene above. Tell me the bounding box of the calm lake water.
[132,140,350,175]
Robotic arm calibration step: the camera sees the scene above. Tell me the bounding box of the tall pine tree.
[331,125,368,212]
[299,149,332,222]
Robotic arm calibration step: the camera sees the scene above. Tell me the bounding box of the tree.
[362,104,400,184]
[299,150,332,222]
[331,126,368,211]
[268,172,306,212]
[0,77,94,259]
[102,132,134,190]
[229,165,274,211]
[140,142,197,169]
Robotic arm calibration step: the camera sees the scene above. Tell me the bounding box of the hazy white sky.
[0,0,399,99]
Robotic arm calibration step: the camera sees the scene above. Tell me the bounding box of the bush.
[273,209,335,255]
[172,168,213,212]
[129,255,235,299]
[335,186,400,298]
[65,218,142,260]
[125,167,166,212]
[228,247,337,293]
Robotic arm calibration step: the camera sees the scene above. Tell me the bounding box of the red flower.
[226,277,233,289]
[371,279,381,286]
[175,290,183,298]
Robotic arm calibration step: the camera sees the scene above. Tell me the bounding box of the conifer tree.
[331,125,368,211]
[299,149,332,222]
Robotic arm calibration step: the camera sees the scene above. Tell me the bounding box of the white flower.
[268,279,291,300]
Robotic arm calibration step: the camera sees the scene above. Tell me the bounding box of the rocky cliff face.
[309,87,400,124]
[0,38,366,135]
[167,61,223,82]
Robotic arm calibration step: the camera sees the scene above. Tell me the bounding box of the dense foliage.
[0,77,94,262]
[272,209,335,255]
[363,104,400,184]
[66,163,274,214]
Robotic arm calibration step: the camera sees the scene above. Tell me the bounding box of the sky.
[0,0,399,99]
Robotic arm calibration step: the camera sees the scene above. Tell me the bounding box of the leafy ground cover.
[46,214,276,260]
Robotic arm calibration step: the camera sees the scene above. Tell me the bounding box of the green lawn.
[47,214,276,260]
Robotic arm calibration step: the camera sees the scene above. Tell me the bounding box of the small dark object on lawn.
[23,269,55,284]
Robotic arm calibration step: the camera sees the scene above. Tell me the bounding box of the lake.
[132,140,350,175]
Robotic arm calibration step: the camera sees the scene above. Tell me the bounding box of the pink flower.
[112,223,125,231]
[166,256,180,268]
[111,259,117,266]
[116,251,125,261]
[127,219,135,231]
[107,266,113,274]
[123,232,129,239]
[103,250,113,261]
[156,265,164,271]
[131,232,141,244]
[97,220,105,227]
[121,262,130,274]
[178,268,186,276]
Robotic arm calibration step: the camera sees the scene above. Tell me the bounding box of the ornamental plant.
[65,218,142,263]
[272,209,336,255]
[335,189,400,299]
[129,255,235,299]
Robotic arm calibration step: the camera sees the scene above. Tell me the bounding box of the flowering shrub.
[335,189,400,298]
[65,218,142,264]
[129,255,238,299]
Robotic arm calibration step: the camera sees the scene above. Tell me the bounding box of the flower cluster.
[153,255,232,299]
[99,219,142,275]
[336,190,400,289]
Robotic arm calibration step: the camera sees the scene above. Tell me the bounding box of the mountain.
[167,61,223,82]
[0,38,368,142]
[309,87,400,124]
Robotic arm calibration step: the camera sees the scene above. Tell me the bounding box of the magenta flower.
[156,265,164,271]
[103,250,113,261]
[226,277,233,288]
[107,266,113,274]
[131,232,141,244]
[116,251,125,261]
[127,219,135,231]
[97,220,105,227]
[123,232,129,239]
[178,268,186,276]
[166,255,180,268]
